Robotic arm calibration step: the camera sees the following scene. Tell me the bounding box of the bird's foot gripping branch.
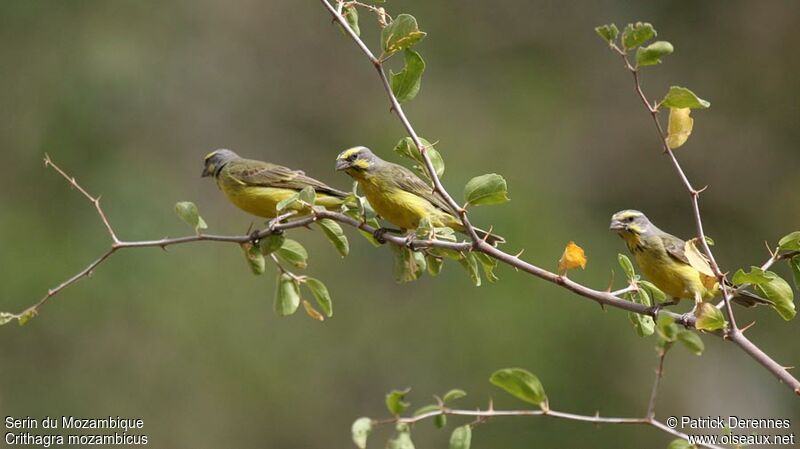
[4,3,800,449]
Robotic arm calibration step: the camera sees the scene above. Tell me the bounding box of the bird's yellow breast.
[215,176,343,219]
[357,175,452,230]
[623,233,717,301]
[218,179,295,219]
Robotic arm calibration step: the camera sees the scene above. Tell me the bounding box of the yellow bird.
[335,146,504,244]
[202,149,350,218]
[610,209,767,311]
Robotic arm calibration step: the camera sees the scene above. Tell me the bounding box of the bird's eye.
[626,216,634,222]
[348,154,357,162]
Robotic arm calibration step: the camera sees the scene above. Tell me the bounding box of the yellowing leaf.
[684,239,717,290]
[558,241,587,275]
[666,107,694,149]
[302,300,325,321]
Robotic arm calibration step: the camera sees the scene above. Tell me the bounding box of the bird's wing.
[386,163,454,213]
[659,233,691,265]
[228,159,347,197]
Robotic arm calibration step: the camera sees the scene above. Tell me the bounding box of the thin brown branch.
[611,47,740,329]
[320,0,483,244]
[646,347,668,419]
[607,44,800,394]
[320,3,800,396]
[378,406,722,449]
[44,153,119,243]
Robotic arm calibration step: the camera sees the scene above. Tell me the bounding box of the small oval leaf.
[677,330,704,355]
[318,218,349,257]
[661,86,710,109]
[305,277,333,318]
[276,239,308,269]
[351,417,372,449]
[175,201,208,232]
[464,173,509,206]
[274,273,300,316]
[489,368,547,408]
[449,425,471,449]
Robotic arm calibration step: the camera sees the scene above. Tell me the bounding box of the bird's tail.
[473,227,505,245]
[731,289,772,308]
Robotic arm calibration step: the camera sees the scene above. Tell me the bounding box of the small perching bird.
[610,209,768,310]
[335,146,504,244]
[202,149,350,218]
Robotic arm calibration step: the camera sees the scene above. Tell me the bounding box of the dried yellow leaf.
[302,299,325,322]
[666,107,694,149]
[684,238,718,290]
[558,241,587,275]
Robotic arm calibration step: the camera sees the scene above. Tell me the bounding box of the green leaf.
[667,439,695,449]
[442,389,467,403]
[694,302,727,331]
[474,252,499,283]
[259,234,286,255]
[17,309,36,326]
[386,388,411,415]
[298,186,316,205]
[276,192,300,211]
[381,14,426,56]
[778,231,800,251]
[412,404,440,416]
[434,414,447,429]
[625,289,654,336]
[392,246,425,283]
[639,280,666,303]
[304,277,333,318]
[391,49,425,103]
[343,5,360,37]
[317,218,349,257]
[656,315,679,342]
[617,254,636,280]
[174,201,208,232]
[464,173,509,206]
[628,312,655,337]
[732,267,772,285]
[351,417,372,449]
[756,276,795,321]
[0,312,15,326]
[489,368,547,408]
[636,40,673,67]
[276,239,308,269]
[733,267,795,320]
[426,254,443,276]
[457,252,481,287]
[449,425,471,449]
[622,22,656,50]
[241,242,266,275]
[677,330,704,355]
[274,273,300,316]
[392,137,444,180]
[661,86,711,109]
[594,24,619,43]
[386,423,415,449]
[789,257,800,291]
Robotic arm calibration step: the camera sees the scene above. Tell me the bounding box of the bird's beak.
[201,168,210,177]
[335,159,349,171]
[609,219,625,231]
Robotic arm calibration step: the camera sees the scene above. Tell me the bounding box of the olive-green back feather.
[225,158,348,198]
[374,160,454,214]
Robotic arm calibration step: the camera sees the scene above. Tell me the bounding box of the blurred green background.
[2,1,799,447]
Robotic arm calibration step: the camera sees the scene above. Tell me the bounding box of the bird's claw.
[645,304,662,318]
[373,228,389,244]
